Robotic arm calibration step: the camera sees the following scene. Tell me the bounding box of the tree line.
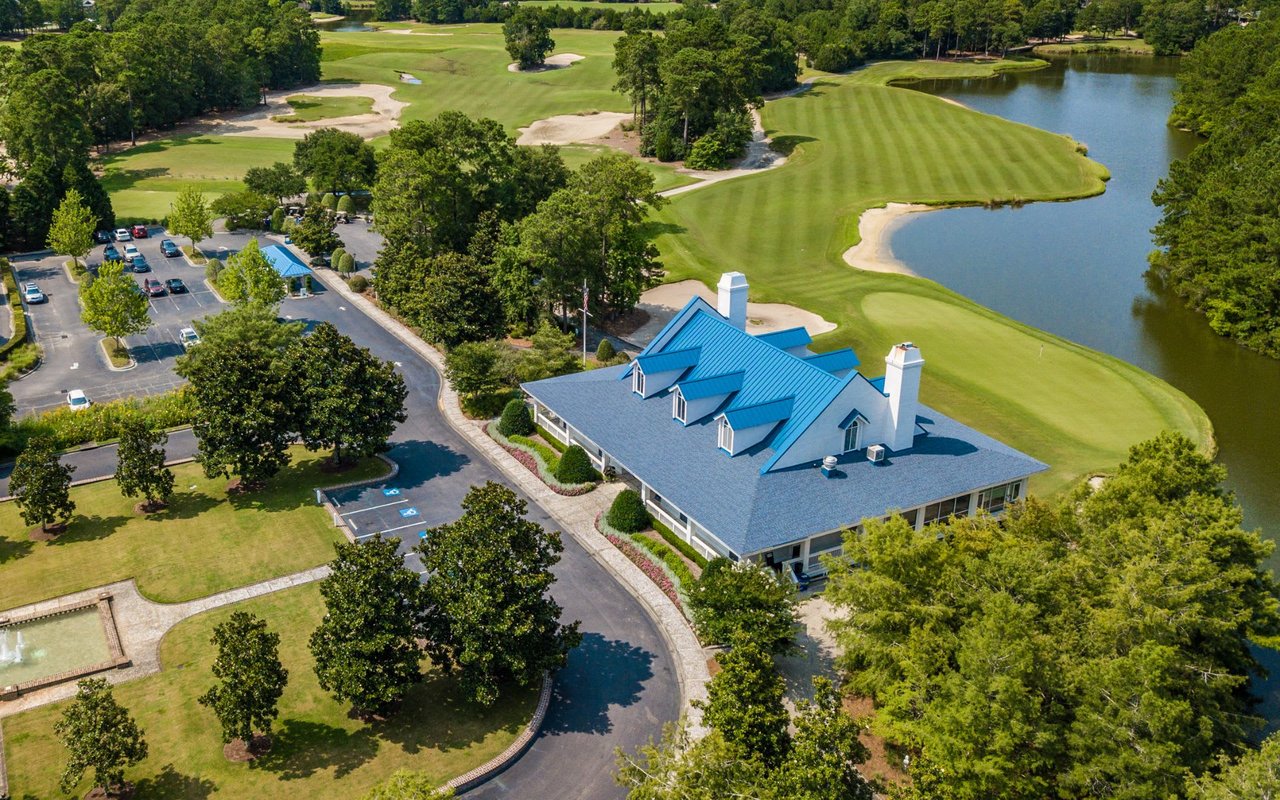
[0,0,320,249]
[1151,18,1280,359]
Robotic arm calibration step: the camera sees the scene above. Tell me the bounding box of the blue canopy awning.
[260,244,313,279]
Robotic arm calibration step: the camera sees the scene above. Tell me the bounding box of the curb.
[443,671,554,794]
[98,338,138,372]
[315,268,712,735]
[319,453,400,543]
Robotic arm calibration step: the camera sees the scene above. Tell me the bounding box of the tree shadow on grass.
[251,719,379,781]
[375,670,530,756]
[0,535,34,564]
[768,135,818,157]
[131,763,217,800]
[158,490,222,521]
[539,632,656,737]
[639,220,686,240]
[49,513,131,545]
[97,166,171,193]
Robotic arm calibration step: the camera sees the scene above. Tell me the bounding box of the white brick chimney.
[717,272,748,330]
[883,342,924,452]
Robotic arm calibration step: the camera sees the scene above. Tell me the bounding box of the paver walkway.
[318,268,711,733]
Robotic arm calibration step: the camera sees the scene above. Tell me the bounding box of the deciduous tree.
[46,187,95,269]
[291,201,342,259]
[114,418,175,511]
[80,260,151,353]
[697,635,791,767]
[168,185,213,257]
[293,127,377,194]
[310,536,426,714]
[503,6,555,70]
[417,252,506,348]
[55,678,148,795]
[198,611,289,749]
[244,161,307,205]
[216,238,286,308]
[289,322,407,465]
[444,340,507,397]
[10,435,75,533]
[418,482,581,705]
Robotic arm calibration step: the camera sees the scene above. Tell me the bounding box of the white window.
[632,366,645,395]
[673,390,687,422]
[718,417,734,453]
[978,481,1021,514]
[843,421,861,452]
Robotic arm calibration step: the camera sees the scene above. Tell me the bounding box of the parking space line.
[380,521,427,535]
[339,498,408,517]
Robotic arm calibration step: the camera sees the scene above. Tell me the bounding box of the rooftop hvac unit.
[867,444,886,463]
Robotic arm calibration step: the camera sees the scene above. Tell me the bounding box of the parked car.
[132,281,148,297]
[144,278,165,297]
[165,278,188,294]
[114,228,132,241]
[123,244,139,260]
[22,282,45,304]
[131,224,149,239]
[160,239,180,257]
[130,255,150,273]
[104,244,121,262]
[94,230,112,244]
[66,389,91,411]
[179,327,200,349]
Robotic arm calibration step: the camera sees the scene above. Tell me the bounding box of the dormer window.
[718,417,734,452]
[843,421,861,452]
[632,366,645,396]
[673,390,687,422]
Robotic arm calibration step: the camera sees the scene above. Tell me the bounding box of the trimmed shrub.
[331,246,346,268]
[652,517,709,569]
[497,398,534,437]
[270,207,286,233]
[536,425,567,453]
[463,389,518,420]
[322,192,338,210]
[0,262,31,364]
[204,258,223,283]
[338,252,356,274]
[607,489,650,533]
[595,338,616,362]
[348,275,369,293]
[306,192,321,206]
[337,195,355,214]
[555,444,596,484]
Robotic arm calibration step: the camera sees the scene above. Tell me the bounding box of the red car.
[131,224,149,239]
[143,278,165,297]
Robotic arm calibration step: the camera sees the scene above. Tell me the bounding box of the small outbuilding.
[260,244,313,296]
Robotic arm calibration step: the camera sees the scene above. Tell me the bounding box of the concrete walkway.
[0,566,329,719]
[318,269,712,734]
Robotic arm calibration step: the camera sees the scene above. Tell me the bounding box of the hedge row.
[5,388,197,455]
[651,517,710,569]
[487,421,596,496]
[0,261,31,363]
[535,425,568,454]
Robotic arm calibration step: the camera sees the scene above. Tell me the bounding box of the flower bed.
[487,421,595,496]
[598,513,694,620]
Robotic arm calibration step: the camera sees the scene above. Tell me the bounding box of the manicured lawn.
[560,144,698,193]
[100,135,297,221]
[651,59,1209,494]
[0,447,390,609]
[1033,38,1155,54]
[276,94,375,122]
[2,584,537,800]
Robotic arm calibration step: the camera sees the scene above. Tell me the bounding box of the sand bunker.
[517,112,631,146]
[207,83,405,140]
[631,280,836,345]
[842,203,933,275]
[508,52,585,73]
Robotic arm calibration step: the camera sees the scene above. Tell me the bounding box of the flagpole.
[582,280,589,365]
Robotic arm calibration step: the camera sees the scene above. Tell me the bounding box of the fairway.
[2,584,537,799]
[277,93,375,122]
[0,448,389,608]
[652,60,1209,493]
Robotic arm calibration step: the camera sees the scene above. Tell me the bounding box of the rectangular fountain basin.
[0,597,128,699]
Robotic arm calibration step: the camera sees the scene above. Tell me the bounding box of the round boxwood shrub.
[607,489,650,533]
[497,398,534,437]
[555,444,595,484]
[338,252,356,274]
[595,338,616,362]
[349,275,369,293]
[337,194,355,214]
[270,207,286,233]
[322,192,338,210]
[204,258,223,282]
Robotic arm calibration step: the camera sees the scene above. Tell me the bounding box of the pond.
[897,53,1280,730]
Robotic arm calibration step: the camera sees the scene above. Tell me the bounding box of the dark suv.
[130,255,150,273]
[143,278,165,297]
[160,239,180,258]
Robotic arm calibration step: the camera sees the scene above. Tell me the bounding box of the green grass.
[2,584,537,800]
[0,447,390,608]
[560,144,697,193]
[275,94,375,123]
[99,337,132,368]
[1033,38,1155,55]
[651,59,1210,495]
[100,135,297,221]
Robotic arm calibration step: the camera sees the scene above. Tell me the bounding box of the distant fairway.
[277,93,375,122]
[653,60,1209,493]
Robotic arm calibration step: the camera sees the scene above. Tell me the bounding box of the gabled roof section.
[722,396,794,430]
[839,408,869,429]
[635,346,701,375]
[261,245,312,279]
[804,348,860,373]
[678,371,745,401]
[754,327,812,351]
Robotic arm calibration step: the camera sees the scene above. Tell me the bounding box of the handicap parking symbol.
[418,531,428,540]
[382,488,401,497]
[399,507,420,518]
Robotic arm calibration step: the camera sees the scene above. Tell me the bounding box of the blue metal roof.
[523,364,1048,556]
[678,371,744,401]
[869,376,887,394]
[723,397,794,430]
[804,348,860,373]
[260,245,312,279]
[754,327,812,351]
[635,346,701,375]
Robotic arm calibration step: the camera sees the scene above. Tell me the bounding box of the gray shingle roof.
[524,364,1048,556]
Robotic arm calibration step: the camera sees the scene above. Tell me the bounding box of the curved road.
[0,270,679,799]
